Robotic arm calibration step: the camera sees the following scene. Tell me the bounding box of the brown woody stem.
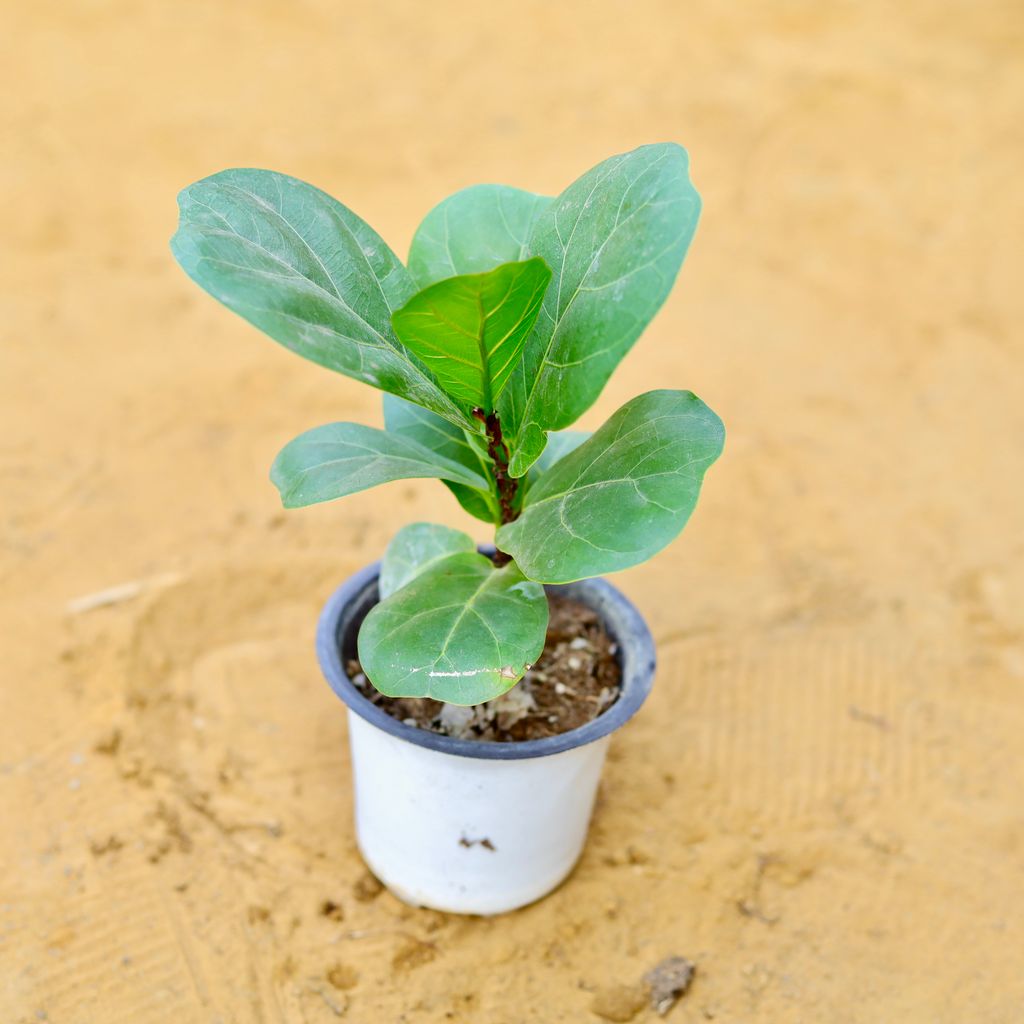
[473,407,519,563]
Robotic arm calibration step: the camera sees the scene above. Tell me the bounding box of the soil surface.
[4,2,1024,1022]
[349,594,623,741]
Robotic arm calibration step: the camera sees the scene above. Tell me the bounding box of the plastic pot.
[316,560,656,915]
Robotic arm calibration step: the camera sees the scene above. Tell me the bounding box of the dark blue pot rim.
[315,560,657,761]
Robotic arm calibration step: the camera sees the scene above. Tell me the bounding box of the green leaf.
[530,430,592,476]
[391,259,552,414]
[359,552,549,705]
[171,169,475,432]
[442,482,497,525]
[500,144,702,475]
[382,394,497,523]
[496,390,724,583]
[379,523,477,599]
[408,184,551,289]
[522,430,592,507]
[270,422,488,509]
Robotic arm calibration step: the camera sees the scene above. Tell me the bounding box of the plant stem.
[473,408,519,563]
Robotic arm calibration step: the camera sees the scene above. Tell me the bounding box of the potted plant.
[171,143,724,915]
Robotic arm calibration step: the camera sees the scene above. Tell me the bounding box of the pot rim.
[316,558,656,761]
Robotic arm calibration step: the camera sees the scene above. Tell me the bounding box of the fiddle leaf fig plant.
[171,143,724,706]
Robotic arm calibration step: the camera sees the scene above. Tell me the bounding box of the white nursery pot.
[316,561,655,916]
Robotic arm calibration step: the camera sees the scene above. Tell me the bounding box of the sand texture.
[3,1,1023,1020]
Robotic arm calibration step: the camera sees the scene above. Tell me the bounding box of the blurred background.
[2,1,1022,1020]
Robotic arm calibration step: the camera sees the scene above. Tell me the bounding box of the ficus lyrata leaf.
[391,258,552,414]
[270,422,488,509]
[528,430,592,476]
[499,144,702,476]
[379,522,476,599]
[408,184,551,289]
[358,551,549,705]
[382,394,497,523]
[171,169,477,433]
[523,429,592,503]
[496,390,724,583]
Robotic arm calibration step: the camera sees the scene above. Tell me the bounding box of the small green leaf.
[270,422,488,509]
[497,390,724,583]
[382,394,497,523]
[530,430,592,476]
[408,184,551,289]
[501,144,702,475]
[442,483,496,524]
[391,259,552,414]
[171,169,475,432]
[443,483,498,524]
[522,430,592,506]
[379,523,476,599]
[359,552,549,705]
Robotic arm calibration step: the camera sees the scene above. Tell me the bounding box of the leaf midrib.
[217,181,346,301]
[435,566,509,665]
[286,447,485,488]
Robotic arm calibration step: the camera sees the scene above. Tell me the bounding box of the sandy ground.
[3,1,1024,1020]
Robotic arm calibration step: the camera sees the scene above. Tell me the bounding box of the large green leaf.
[171,169,475,432]
[408,184,551,289]
[270,422,487,509]
[497,390,724,583]
[359,552,549,705]
[500,144,702,475]
[382,394,497,522]
[379,523,477,599]
[391,259,552,414]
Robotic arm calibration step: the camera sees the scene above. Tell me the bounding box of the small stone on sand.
[644,956,695,1015]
